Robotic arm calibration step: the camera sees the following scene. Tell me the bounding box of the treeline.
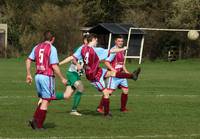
[0,0,200,59]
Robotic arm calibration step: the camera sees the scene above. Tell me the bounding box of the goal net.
[125,28,200,64]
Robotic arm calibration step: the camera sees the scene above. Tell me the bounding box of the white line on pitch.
[0,94,200,99]
[1,134,200,139]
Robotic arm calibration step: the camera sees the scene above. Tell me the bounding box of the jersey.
[68,46,84,75]
[106,46,125,72]
[73,45,110,81]
[28,41,59,76]
[68,59,84,76]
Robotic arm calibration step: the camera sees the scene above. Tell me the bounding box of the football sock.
[115,72,133,79]
[98,95,104,109]
[37,109,47,128]
[33,105,40,120]
[72,91,82,110]
[103,98,110,115]
[55,92,64,100]
[33,106,47,128]
[121,93,128,111]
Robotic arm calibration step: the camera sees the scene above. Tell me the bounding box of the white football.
[187,30,199,40]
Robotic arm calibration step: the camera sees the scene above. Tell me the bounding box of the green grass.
[0,58,200,139]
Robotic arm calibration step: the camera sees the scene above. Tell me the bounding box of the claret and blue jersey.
[28,41,59,99]
[73,45,110,91]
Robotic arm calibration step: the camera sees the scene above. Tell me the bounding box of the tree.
[27,2,85,54]
[81,0,125,26]
[167,0,200,29]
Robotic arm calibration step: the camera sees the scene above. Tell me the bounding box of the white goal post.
[0,24,8,58]
[125,27,200,64]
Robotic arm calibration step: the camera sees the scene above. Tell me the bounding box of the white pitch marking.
[1,134,200,139]
[0,94,200,99]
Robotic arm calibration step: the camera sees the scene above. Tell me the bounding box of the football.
[187,30,199,40]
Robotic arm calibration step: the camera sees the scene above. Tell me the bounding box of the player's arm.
[59,56,73,66]
[26,47,36,85]
[104,61,117,72]
[72,57,82,71]
[110,46,127,53]
[72,46,83,71]
[50,46,67,85]
[52,64,67,85]
[26,58,33,85]
[123,65,130,73]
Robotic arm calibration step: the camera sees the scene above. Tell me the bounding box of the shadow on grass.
[80,109,102,116]
[43,122,56,129]
[50,109,103,117]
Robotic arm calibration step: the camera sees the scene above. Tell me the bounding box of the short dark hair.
[115,35,124,40]
[87,33,97,42]
[44,30,55,41]
[83,34,89,40]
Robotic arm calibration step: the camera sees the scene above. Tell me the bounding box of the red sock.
[121,93,128,111]
[116,72,133,79]
[33,105,40,120]
[37,109,47,128]
[33,106,47,128]
[103,98,110,115]
[98,96,104,109]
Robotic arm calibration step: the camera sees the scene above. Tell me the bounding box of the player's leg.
[120,88,128,112]
[63,86,74,99]
[65,71,83,116]
[55,92,65,100]
[97,95,104,113]
[30,99,49,130]
[36,99,50,128]
[119,79,129,112]
[37,76,55,129]
[29,74,42,129]
[70,80,84,116]
[54,71,78,100]
[102,88,112,117]
[37,98,42,106]
[30,75,53,129]
[117,79,129,112]
[55,86,74,100]
[100,69,113,116]
[90,69,112,116]
[56,71,76,100]
[97,77,114,114]
[105,68,141,81]
[91,80,108,115]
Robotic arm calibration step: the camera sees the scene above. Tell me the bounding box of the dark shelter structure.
[86,23,145,64]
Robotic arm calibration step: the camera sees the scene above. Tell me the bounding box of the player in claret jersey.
[73,33,141,117]
[97,35,136,114]
[26,30,67,130]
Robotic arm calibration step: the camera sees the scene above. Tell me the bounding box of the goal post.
[125,27,200,64]
[0,24,8,58]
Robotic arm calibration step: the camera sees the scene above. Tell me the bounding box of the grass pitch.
[0,58,200,139]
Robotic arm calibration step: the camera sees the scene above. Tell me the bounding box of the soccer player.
[72,33,141,117]
[54,35,89,116]
[26,30,67,130]
[97,35,133,113]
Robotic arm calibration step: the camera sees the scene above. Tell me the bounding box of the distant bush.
[28,3,85,55]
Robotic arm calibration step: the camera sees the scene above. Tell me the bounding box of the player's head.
[83,34,89,45]
[87,33,98,47]
[44,30,55,44]
[115,35,124,48]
